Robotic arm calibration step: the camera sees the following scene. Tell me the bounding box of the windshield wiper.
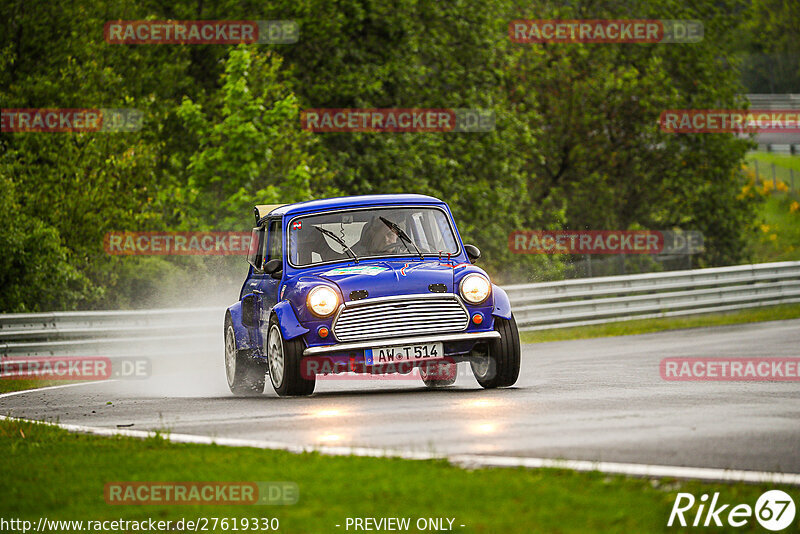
[313,225,359,263]
[379,216,424,261]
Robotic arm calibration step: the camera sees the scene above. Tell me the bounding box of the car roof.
[259,194,445,223]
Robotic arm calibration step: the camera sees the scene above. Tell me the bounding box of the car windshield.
[288,207,459,267]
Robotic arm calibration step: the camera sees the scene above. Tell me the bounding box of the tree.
[174,45,331,229]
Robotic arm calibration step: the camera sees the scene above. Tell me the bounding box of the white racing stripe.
[2,384,800,486]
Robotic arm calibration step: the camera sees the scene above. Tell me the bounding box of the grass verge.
[520,303,800,344]
[0,418,797,533]
[0,379,65,394]
[751,195,800,262]
[743,152,800,262]
[746,152,800,176]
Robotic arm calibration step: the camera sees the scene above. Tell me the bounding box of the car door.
[241,219,283,354]
[259,217,283,311]
[242,218,283,306]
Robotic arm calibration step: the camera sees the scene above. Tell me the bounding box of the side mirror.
[465,244,481,263]
[263,258,283,279]
[241,292,260,328]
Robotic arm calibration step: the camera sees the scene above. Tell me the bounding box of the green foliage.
[0,175,95,311]
[737,0,800,92]
[174,46,329,229]
[0,0,773,310]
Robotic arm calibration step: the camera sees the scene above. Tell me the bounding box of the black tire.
[266,314,315,397]
[225,314,266,396]
[420,359,457,388]
[470,314,521,388]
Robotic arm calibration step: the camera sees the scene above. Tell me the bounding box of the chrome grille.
[332,294,469,342]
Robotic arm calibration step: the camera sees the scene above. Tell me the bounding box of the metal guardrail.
[506,261,800,330]
[0,308,220,357]
[1,262,799,355]
[746,94,800,110]
[745,94,800,151]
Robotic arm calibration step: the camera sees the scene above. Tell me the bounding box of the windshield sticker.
[292,221,302,230]
[323,266,388,276]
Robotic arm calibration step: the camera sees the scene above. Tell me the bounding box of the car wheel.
[267,314,315,397]
[420,359,457,388]
[470,314,521,388]
[225,313,266,396]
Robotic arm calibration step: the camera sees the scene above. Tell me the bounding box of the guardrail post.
[772,163,777,189]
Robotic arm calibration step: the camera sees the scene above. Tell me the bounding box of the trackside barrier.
[0,308,220,357]
[1,263,799,354]
[505,262,800,330]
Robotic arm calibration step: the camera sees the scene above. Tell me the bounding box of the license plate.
[365,342,444,365]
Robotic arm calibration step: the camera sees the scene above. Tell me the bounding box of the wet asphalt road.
[3,319,799,472]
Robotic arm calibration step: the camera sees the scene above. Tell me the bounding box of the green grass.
[0,418,797,533]
[746,152,800,194]
[746,151,800,178]
[742,152,800,262]
[520,303,800,344]
[751,195,800,262]
[0,379,65,394]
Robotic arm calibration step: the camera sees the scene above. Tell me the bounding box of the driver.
[354,217,400,255]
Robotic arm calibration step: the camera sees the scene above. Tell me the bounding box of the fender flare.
[272,300,310,341]
[491,284,512,320]
[225,302,255,351]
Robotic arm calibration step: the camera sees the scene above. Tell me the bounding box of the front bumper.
[302,331,500,357]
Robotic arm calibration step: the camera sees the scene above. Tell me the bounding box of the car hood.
[301,260,461,300]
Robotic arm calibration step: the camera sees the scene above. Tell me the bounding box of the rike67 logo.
[669,490,796,531]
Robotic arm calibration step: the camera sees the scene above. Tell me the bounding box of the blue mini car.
[224,194,520,396]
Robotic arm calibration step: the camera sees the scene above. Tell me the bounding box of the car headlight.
[307,286,339,317]
[460,273,491,304]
